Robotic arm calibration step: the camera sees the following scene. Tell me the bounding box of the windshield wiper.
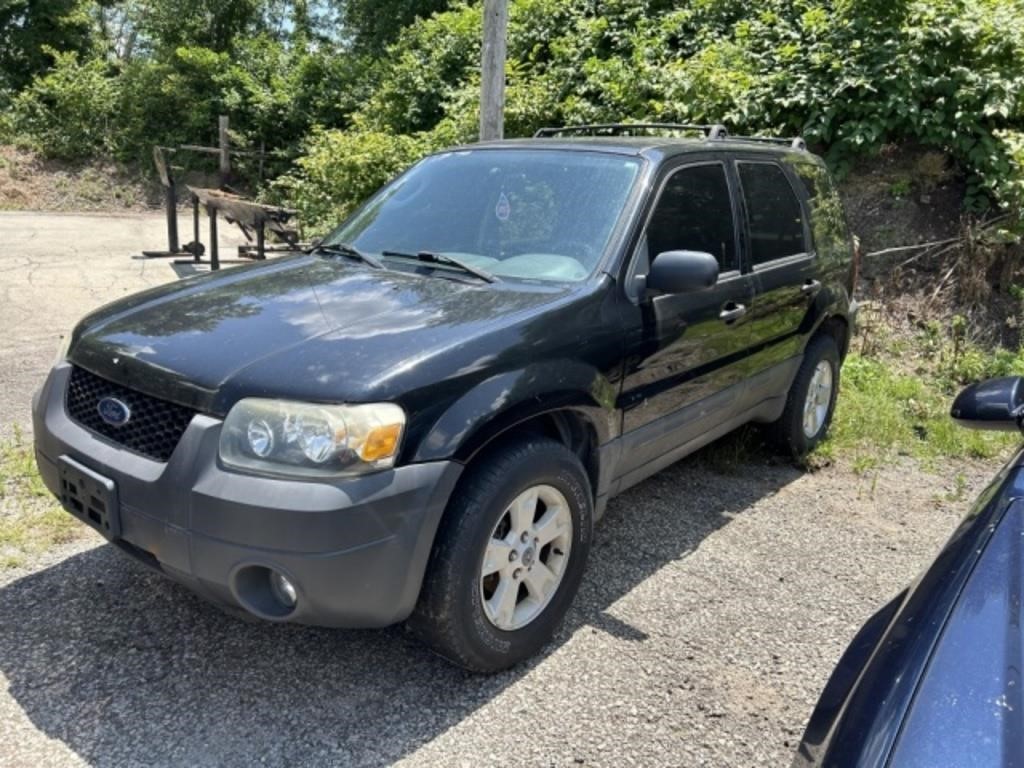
[381,250,498,283]
[311,242,385,270]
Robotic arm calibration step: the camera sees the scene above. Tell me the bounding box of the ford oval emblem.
[97,397,131,427]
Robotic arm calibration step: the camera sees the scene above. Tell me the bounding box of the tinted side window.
[793,161,852,258]
[737,162,807,265]
[646,163,738,272]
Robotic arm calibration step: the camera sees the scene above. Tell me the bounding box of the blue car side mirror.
[951,376,1024,432]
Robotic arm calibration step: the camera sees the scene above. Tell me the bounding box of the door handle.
[801,279,822,295]
[719,303,747,322]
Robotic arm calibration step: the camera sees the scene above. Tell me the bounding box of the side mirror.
[950,376,1024,432]
[644,250,719,295]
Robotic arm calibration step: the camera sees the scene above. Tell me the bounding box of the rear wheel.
[766,334,840,458]
[410,436,593,673]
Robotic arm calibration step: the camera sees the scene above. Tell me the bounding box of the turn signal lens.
[360,423,403,462]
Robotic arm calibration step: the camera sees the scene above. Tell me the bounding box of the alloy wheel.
[802,360,834,438]
[479,484,573,631]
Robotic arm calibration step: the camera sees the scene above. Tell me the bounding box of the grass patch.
[815,311,1024,472]
[816,353,1018,472]
[0,429,84,569]
[701,312,1024,475]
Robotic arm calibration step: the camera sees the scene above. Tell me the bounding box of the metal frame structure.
[141,141,303,271]
[182,187,300,271]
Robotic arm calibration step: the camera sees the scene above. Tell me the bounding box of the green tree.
[0,0,94,89]
[340,0,451,54]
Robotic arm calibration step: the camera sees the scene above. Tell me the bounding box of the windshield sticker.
[495,192,511,221]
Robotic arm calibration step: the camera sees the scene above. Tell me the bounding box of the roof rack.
[532,122,806,151]
[533,123,727,139]
[736,135,808,151]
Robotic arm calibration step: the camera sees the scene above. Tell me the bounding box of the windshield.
[324,149,642,282]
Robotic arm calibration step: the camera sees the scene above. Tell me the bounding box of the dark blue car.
[795,376,1024,767]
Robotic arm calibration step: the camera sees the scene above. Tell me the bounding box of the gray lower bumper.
[32,364,462,628]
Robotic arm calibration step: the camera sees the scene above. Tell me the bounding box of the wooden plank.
[187,187,297,231]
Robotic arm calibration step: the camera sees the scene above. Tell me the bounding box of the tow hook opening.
[233,565,299,619]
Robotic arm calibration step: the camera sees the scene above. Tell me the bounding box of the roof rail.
[532,122,806,151]
[533,123,726,139]
[729,135,808,152]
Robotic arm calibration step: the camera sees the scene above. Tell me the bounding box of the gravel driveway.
[0,211,1003,767]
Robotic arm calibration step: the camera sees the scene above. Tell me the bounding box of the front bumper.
[32,364,462,628]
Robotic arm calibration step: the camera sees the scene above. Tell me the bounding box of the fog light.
[269,571,297,608]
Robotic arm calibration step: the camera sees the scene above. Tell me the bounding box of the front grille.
[65,366,197,462]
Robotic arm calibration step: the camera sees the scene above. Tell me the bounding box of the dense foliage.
[281,0,1024,229]
[1,0,1023,233]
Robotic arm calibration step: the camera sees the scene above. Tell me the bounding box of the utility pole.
[218,115,231,187]
[479,0,508,141]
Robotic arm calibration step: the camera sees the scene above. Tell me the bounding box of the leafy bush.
[356,3,484,135]
[11,50,120,160]
[115,48,229,163]
[5,0,1023,231]
[280,0,1024,223]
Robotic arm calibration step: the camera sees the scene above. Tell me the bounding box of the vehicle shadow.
[0,446,803,767]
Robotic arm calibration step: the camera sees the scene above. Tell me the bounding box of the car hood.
[886,496,1024,766]
[69,255,571,413]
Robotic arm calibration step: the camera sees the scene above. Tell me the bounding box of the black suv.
[33,124,857,672]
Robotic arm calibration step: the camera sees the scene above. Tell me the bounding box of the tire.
[766,333,841,459]
[409,436,593,673]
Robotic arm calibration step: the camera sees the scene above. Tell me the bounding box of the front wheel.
[409,436,593,673]
[766,334,840,458]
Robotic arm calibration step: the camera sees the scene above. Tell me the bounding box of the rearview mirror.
[950,376,1024,432]
[645,250,719,295]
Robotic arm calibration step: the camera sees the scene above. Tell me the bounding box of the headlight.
[219,399,406,478]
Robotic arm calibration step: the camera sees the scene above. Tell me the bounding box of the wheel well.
[466,411,601,499]
[817,315,851,359]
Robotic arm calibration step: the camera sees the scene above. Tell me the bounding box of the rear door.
[734,158,821,370]
[617,159,756,478]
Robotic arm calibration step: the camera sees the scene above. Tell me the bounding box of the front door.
[617,160,756,478]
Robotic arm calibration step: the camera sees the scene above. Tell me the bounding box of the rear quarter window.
[792,162,852,258]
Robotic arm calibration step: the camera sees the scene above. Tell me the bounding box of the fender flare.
[800,283,852,350]
[411,361,619,464]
